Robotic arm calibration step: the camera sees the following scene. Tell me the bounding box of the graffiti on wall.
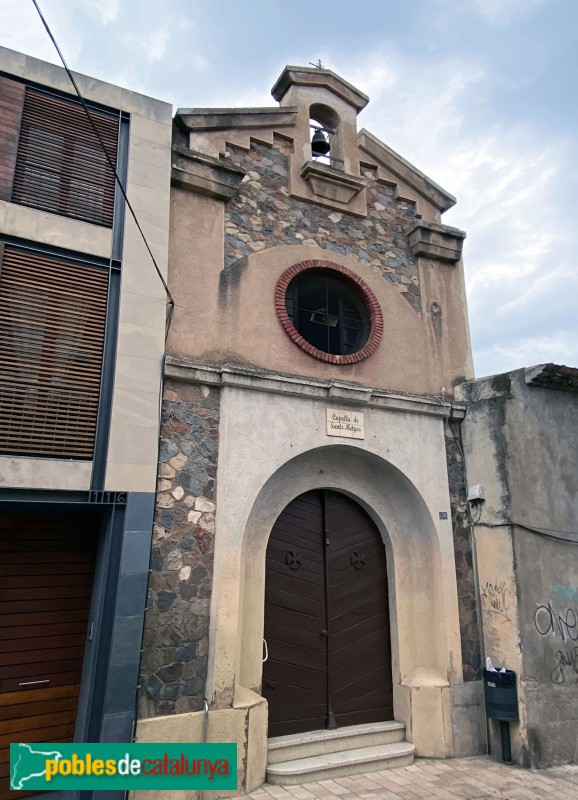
[534,603,578,642]
[534,598,578,685]
[549,648,578,684]
[481,579,511,623]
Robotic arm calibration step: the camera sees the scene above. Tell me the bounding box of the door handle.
[320,628,328,637]
[19,679,50,687]
[263,638,269,662]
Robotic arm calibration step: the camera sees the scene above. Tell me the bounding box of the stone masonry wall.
[222,140,421,312]
[139,379,219,718]
[445,418,482,681]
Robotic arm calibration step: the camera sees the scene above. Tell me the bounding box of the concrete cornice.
[164,357,463,419]
[525,363,578,393]
[300,161,367,205]
[174,107,298,134]
[171,145,246,200]
[271,66,369,113]
[407,220,466,264]
[358,129,456,213]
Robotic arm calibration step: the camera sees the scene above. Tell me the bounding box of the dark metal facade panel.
[0,490,156,800]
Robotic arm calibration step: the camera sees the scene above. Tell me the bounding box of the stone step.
[267,721,407,764]
[266,741,416,785]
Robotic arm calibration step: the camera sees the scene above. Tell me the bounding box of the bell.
[311,129,330,157]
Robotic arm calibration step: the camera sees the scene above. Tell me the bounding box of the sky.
[1,0,577,378]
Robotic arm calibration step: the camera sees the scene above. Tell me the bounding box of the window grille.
[286,271,370,356]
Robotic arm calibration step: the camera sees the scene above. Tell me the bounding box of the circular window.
[275,260,383,364]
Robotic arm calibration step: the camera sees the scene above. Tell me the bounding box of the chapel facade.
[135,65,484,791]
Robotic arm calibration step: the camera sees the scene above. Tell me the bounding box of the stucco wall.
[136,362,487,788]
[167,134,473,397]
[458,368,578,767]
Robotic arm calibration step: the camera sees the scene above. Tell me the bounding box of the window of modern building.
[0,243,109,459]
[8,85,119,227]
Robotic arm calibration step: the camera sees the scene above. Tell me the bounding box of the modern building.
[0,45,171,799]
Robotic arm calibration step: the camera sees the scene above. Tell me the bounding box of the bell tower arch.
[271,65,369,213]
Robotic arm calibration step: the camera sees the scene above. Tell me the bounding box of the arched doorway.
[262,489,393,737]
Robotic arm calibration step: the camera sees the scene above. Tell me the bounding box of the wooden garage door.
[263,490,393,737]
[0,514,97,799]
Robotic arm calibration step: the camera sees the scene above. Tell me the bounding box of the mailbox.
[482,668,518,722]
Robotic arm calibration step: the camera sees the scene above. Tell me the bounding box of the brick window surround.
[275,260,384,364]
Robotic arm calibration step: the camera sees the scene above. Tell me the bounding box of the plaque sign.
[326,408,365,440]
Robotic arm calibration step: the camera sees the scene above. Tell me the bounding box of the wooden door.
[263,493,327,736]
[263,490,393,737]
[0,514,97,799]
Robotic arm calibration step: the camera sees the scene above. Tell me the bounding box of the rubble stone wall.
[444,418,481,681]
[223,140,422,312]
[139,379,219,718]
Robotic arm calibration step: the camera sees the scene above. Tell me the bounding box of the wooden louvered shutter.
[0,246,108,459]
[0,77,25,202]
[11,88,119,227]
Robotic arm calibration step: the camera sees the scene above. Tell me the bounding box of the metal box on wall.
[482,669,519,722]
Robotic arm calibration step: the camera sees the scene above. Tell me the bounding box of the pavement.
[232,756,578,800]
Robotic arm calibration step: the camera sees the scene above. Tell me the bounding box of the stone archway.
[224,444,461,758]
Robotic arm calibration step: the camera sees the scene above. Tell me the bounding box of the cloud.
[470,0,548,27]
[433,0,548,28]
[100,0,120,23]
[79,0,120,24]
[352,54,487,180]
[201,86,272,109]
[0,0,80,64]
[496,262,574,316]
[346,56,398,99]
[445,131,569,304]
[478,334,577,377]
[336,44,577,377]
[1,2,574,378]
[120,20,172,66]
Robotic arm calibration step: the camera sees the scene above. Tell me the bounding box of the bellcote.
[271,66,369,114]
[271,65,370,215]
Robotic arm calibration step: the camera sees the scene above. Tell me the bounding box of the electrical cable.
[30,0,174,337]
[448,406,576,544]
[473,520,578,545]
[469,501,482,525]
